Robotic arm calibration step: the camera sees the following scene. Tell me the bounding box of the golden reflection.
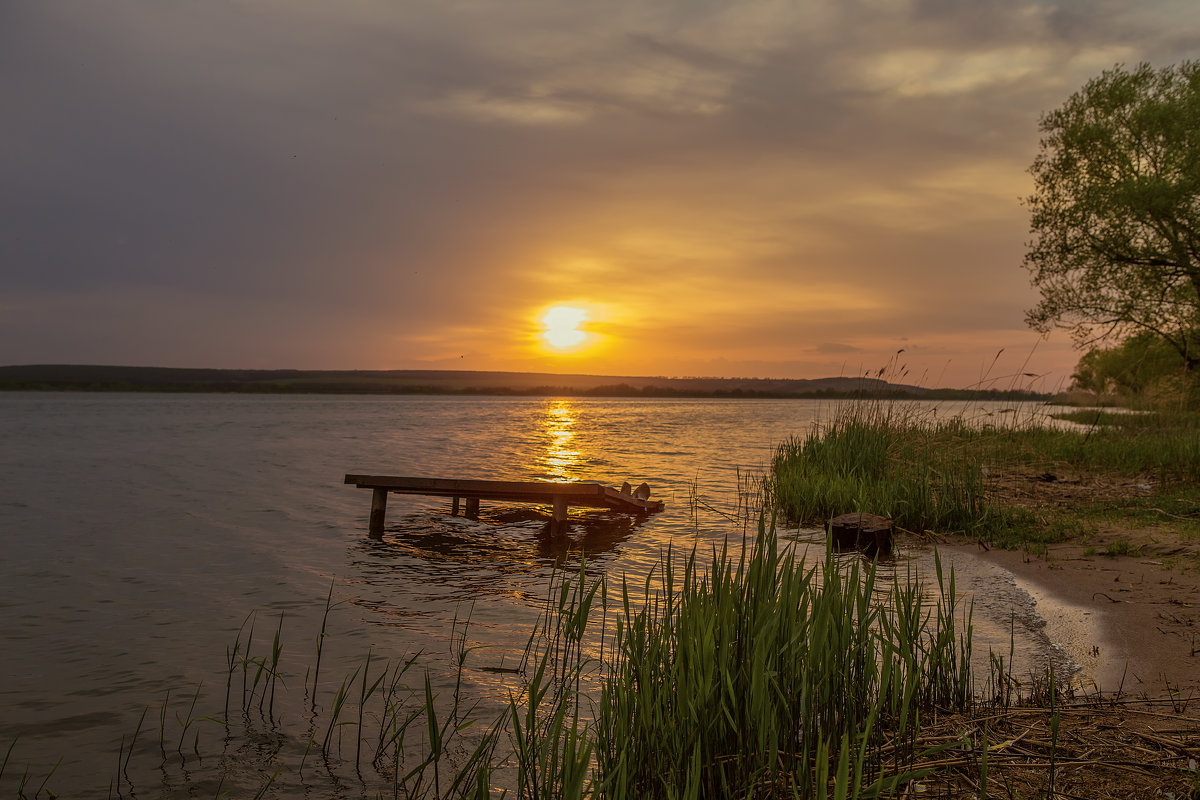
[535,400,582,481]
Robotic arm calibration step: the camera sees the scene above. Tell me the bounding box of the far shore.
[0,364,1048,401]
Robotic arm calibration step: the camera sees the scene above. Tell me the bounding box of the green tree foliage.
[1024,61,1200,369]
[1070,331,1187,395]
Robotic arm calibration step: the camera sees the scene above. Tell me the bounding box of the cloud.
[2,0,1196,385]
[814,343,863,354]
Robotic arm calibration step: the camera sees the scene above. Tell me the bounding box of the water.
[0,393,1078,796]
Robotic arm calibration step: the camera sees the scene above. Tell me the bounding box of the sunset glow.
[540,305,588,350]
[5,2,1191,387]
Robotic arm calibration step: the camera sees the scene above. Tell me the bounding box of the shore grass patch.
[768,398,1200,549]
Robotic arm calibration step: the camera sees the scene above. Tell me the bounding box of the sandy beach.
[946,534,1200,698]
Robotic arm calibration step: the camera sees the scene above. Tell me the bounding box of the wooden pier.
[344,474,665,538]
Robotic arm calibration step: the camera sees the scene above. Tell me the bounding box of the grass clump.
[9,522,1200,797]
[1103,539,1140,557]
[767,403,1016,539]
[595,520,973,798]
[5,522,977,799]
[769,397,1200,549]
[982,418,1200,484]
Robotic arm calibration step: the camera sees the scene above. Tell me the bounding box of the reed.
[241,615,257,712]
[769,397,1200,548]
[768,407,1008,538]
[593,520,974,799]
[251,768,279,799]
[0,740,13,786]
[156,690,169,759]
[504,562,599,800]
[224,626,242,725]
[320,666,359,759]
[372,652,422,769]
[310,581,336,708]
[277,525,980,798]
[28,760,58,800]
[174,683,203,756]
[354,649,386,774]
[17,516,1197,798]
[119,707,147,783]
[267,611,285,720]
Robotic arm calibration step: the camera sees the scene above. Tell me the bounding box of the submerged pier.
[344,474,665,538]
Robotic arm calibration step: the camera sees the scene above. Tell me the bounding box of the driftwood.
[827,512,894,557]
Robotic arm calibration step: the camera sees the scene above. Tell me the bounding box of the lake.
[0,393,1081,797]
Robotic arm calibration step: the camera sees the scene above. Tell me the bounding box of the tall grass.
[594,520,973,799]
[768,397,1200,544]
[1012,410,1200,482]
[767,402,1008,537]
[3,521,983,799]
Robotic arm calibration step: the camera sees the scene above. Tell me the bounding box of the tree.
[1070,331,1186,396]
[1023,61,1200,369]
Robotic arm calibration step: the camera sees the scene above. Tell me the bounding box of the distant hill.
[0,365,1047,400]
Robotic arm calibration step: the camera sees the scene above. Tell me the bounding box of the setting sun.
[540,305,588,350]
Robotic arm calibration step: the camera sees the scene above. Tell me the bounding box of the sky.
[3,1,1199,389]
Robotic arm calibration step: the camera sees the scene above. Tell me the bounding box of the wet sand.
[945,539,1200,697]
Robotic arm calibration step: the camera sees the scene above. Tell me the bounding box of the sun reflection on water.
[534,400,582,481]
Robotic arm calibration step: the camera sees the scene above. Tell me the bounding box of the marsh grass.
[767,400,1015,538]
[4,522,991,799]
[980,418,1200,483]
[7,520,1198,798]
[594,520,974,799]
[768,395,1200,546]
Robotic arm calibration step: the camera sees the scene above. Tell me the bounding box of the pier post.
[465,498,480,519]
[550,496,568,537]
[369,488,388,538]
[451,497,460,516]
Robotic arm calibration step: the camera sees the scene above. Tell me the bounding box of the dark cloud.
[2,0,1195,383]
[815,342,863,354]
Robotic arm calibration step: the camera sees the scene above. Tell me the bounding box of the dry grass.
[901,698,1200,798]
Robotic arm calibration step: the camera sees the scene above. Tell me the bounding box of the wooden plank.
[344,474,665,514]
[345,475,605,496]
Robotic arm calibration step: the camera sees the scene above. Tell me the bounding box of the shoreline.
[944,539,1200,698]
[0,364,1049,400]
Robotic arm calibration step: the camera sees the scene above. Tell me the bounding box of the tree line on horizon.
[0,369,1046,401]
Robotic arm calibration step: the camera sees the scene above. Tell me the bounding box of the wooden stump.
[827,512,894,557]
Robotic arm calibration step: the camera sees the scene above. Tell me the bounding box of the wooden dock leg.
[451,497,460,516]
[550,496,568,537]
[465,498,480,519]
[369,488,388,539]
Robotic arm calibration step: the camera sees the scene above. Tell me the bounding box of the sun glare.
[540,305,588,349]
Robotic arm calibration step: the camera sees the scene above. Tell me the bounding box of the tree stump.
[827,512,894,557]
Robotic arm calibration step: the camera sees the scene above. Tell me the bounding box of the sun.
[540,305,588,350]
